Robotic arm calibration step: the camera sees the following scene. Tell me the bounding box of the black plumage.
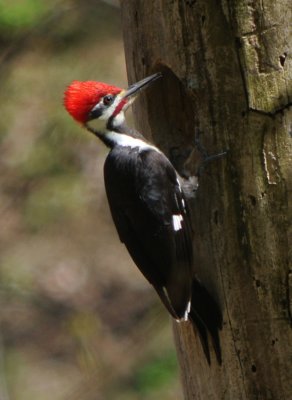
[104,144,222,363]
[104,146,193,319]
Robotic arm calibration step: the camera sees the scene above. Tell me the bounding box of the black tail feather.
[189,279,222,365]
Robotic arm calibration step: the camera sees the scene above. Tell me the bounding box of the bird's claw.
[195,150,228,177]
[194,130,228,177]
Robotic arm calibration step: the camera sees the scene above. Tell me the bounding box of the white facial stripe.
[103,95,121,120]
[111,112,125,127]
[172,214,183,231]
[91,93,124,121]
[105,131,161,153]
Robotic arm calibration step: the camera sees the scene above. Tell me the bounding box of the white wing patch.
[163,286,191,322]
[172,214,183,231]
[175,300,191,322]
[183,300,191,321]
[176,177,187,213]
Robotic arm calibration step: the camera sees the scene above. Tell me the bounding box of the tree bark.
[120,1,291,399]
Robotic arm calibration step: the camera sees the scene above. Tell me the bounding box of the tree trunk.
[120,1,291,399]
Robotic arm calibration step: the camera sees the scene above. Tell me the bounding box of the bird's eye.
[103,94,114,106]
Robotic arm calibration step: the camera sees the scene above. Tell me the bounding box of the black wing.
[104,146,193,319]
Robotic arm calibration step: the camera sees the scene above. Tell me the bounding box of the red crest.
[64,81,122,123]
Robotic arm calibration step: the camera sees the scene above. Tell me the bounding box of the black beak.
[122,72,162,99]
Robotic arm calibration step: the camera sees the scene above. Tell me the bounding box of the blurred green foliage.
[134,351,178,395]
[0,0,53,32]
[0,1,182,399]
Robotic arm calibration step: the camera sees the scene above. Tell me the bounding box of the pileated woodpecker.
[64,73,222,364]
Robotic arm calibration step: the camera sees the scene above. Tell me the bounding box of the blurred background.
[0,0,182,399]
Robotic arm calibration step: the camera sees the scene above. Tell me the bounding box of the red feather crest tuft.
[63,81,122,123]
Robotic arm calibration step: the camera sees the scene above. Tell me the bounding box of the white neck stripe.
[105,131,161,153]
